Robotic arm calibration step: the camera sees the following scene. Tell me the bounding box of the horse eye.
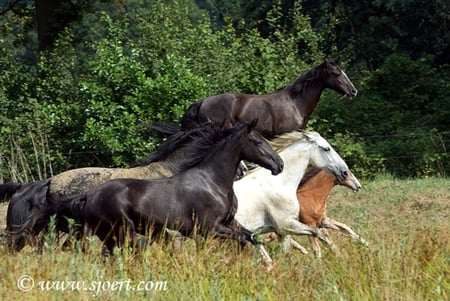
[321,146,331,152]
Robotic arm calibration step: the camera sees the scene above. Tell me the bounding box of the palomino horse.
[294,168,368,257]
[2,122,245,251]
[234,131,351,253]
[181,61,357,138]
[48,121,283,264]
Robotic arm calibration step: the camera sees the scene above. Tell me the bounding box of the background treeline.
[0,0,448,182]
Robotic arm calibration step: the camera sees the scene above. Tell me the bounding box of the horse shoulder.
[297,186,329,226]
[247,94,304,135]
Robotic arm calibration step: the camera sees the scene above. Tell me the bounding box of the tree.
[302,0,449,68]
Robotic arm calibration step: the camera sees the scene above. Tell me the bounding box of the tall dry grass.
[0,176,448,300]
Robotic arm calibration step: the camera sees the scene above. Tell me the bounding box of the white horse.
[234,130,351,254]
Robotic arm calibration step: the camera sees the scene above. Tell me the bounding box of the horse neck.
[289,71,326,126]
[278,144,313,191]
[199,141,242,187]
[297,170,336,207]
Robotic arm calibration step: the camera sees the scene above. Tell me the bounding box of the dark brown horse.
[49,121,283,263]
[2,122,239,251]
[181,61,357,138]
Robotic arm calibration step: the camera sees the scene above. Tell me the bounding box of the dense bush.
[0,0,448,181]
[0,0,322,180]
[312,53,449,177]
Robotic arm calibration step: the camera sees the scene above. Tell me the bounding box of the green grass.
[0,176,448,300]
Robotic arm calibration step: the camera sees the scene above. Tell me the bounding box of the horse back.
[184,92,303,138]
[182,93,238,129]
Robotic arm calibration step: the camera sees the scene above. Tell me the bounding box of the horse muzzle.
[271,157,284,175]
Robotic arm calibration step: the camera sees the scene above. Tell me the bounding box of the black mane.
[136,121,219,166]
[286,61,340,97]
[177,122,249,171]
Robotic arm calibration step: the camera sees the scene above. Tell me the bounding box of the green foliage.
[1,0,324,180]
[313,53,449,177]
[0,0,448,180]
[302,0,449,67]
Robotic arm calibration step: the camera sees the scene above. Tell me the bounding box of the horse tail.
[180,101,203,129]
[0,183,23,202]
[6,180,51,251]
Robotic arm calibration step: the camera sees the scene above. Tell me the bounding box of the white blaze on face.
[340,70,357,97]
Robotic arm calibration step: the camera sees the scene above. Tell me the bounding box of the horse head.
[303,131,350,183]
[320,60,358,99]
[237,120,284,175]
[337,169,362,192]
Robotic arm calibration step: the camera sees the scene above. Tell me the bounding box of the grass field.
[0,175,448,300]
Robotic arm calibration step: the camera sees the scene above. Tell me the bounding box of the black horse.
[181,61,357,138]
[49,121,283,259]
[2,122,246,251]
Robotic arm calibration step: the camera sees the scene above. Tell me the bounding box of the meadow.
[0,175,448,300]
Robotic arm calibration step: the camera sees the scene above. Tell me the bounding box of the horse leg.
[101,239,116,259]
[276,234,308,255]
[309,236,322,258]
[120,211,138,252]
[281,218,333,246]
[265,232,308,254]
[214,222,274,268]
[286,236,309,254]
[80,223,92,253]
[279,234,293,253]
[256,244,273,270]
[165,229,187,255]
[92,223,117,258]
[321,217,369,247]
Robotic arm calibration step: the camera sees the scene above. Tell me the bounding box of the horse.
[2,122,246,251]
[233,130,352,254]
[181,60,357,138]
[294,168,368,257]
[48,121,284,265]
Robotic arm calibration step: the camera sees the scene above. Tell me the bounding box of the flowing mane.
[287,64,323,97]
[175,122,249,171]
[246,130,314,175]
[267,131,311,152]
[136,122,219,166]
